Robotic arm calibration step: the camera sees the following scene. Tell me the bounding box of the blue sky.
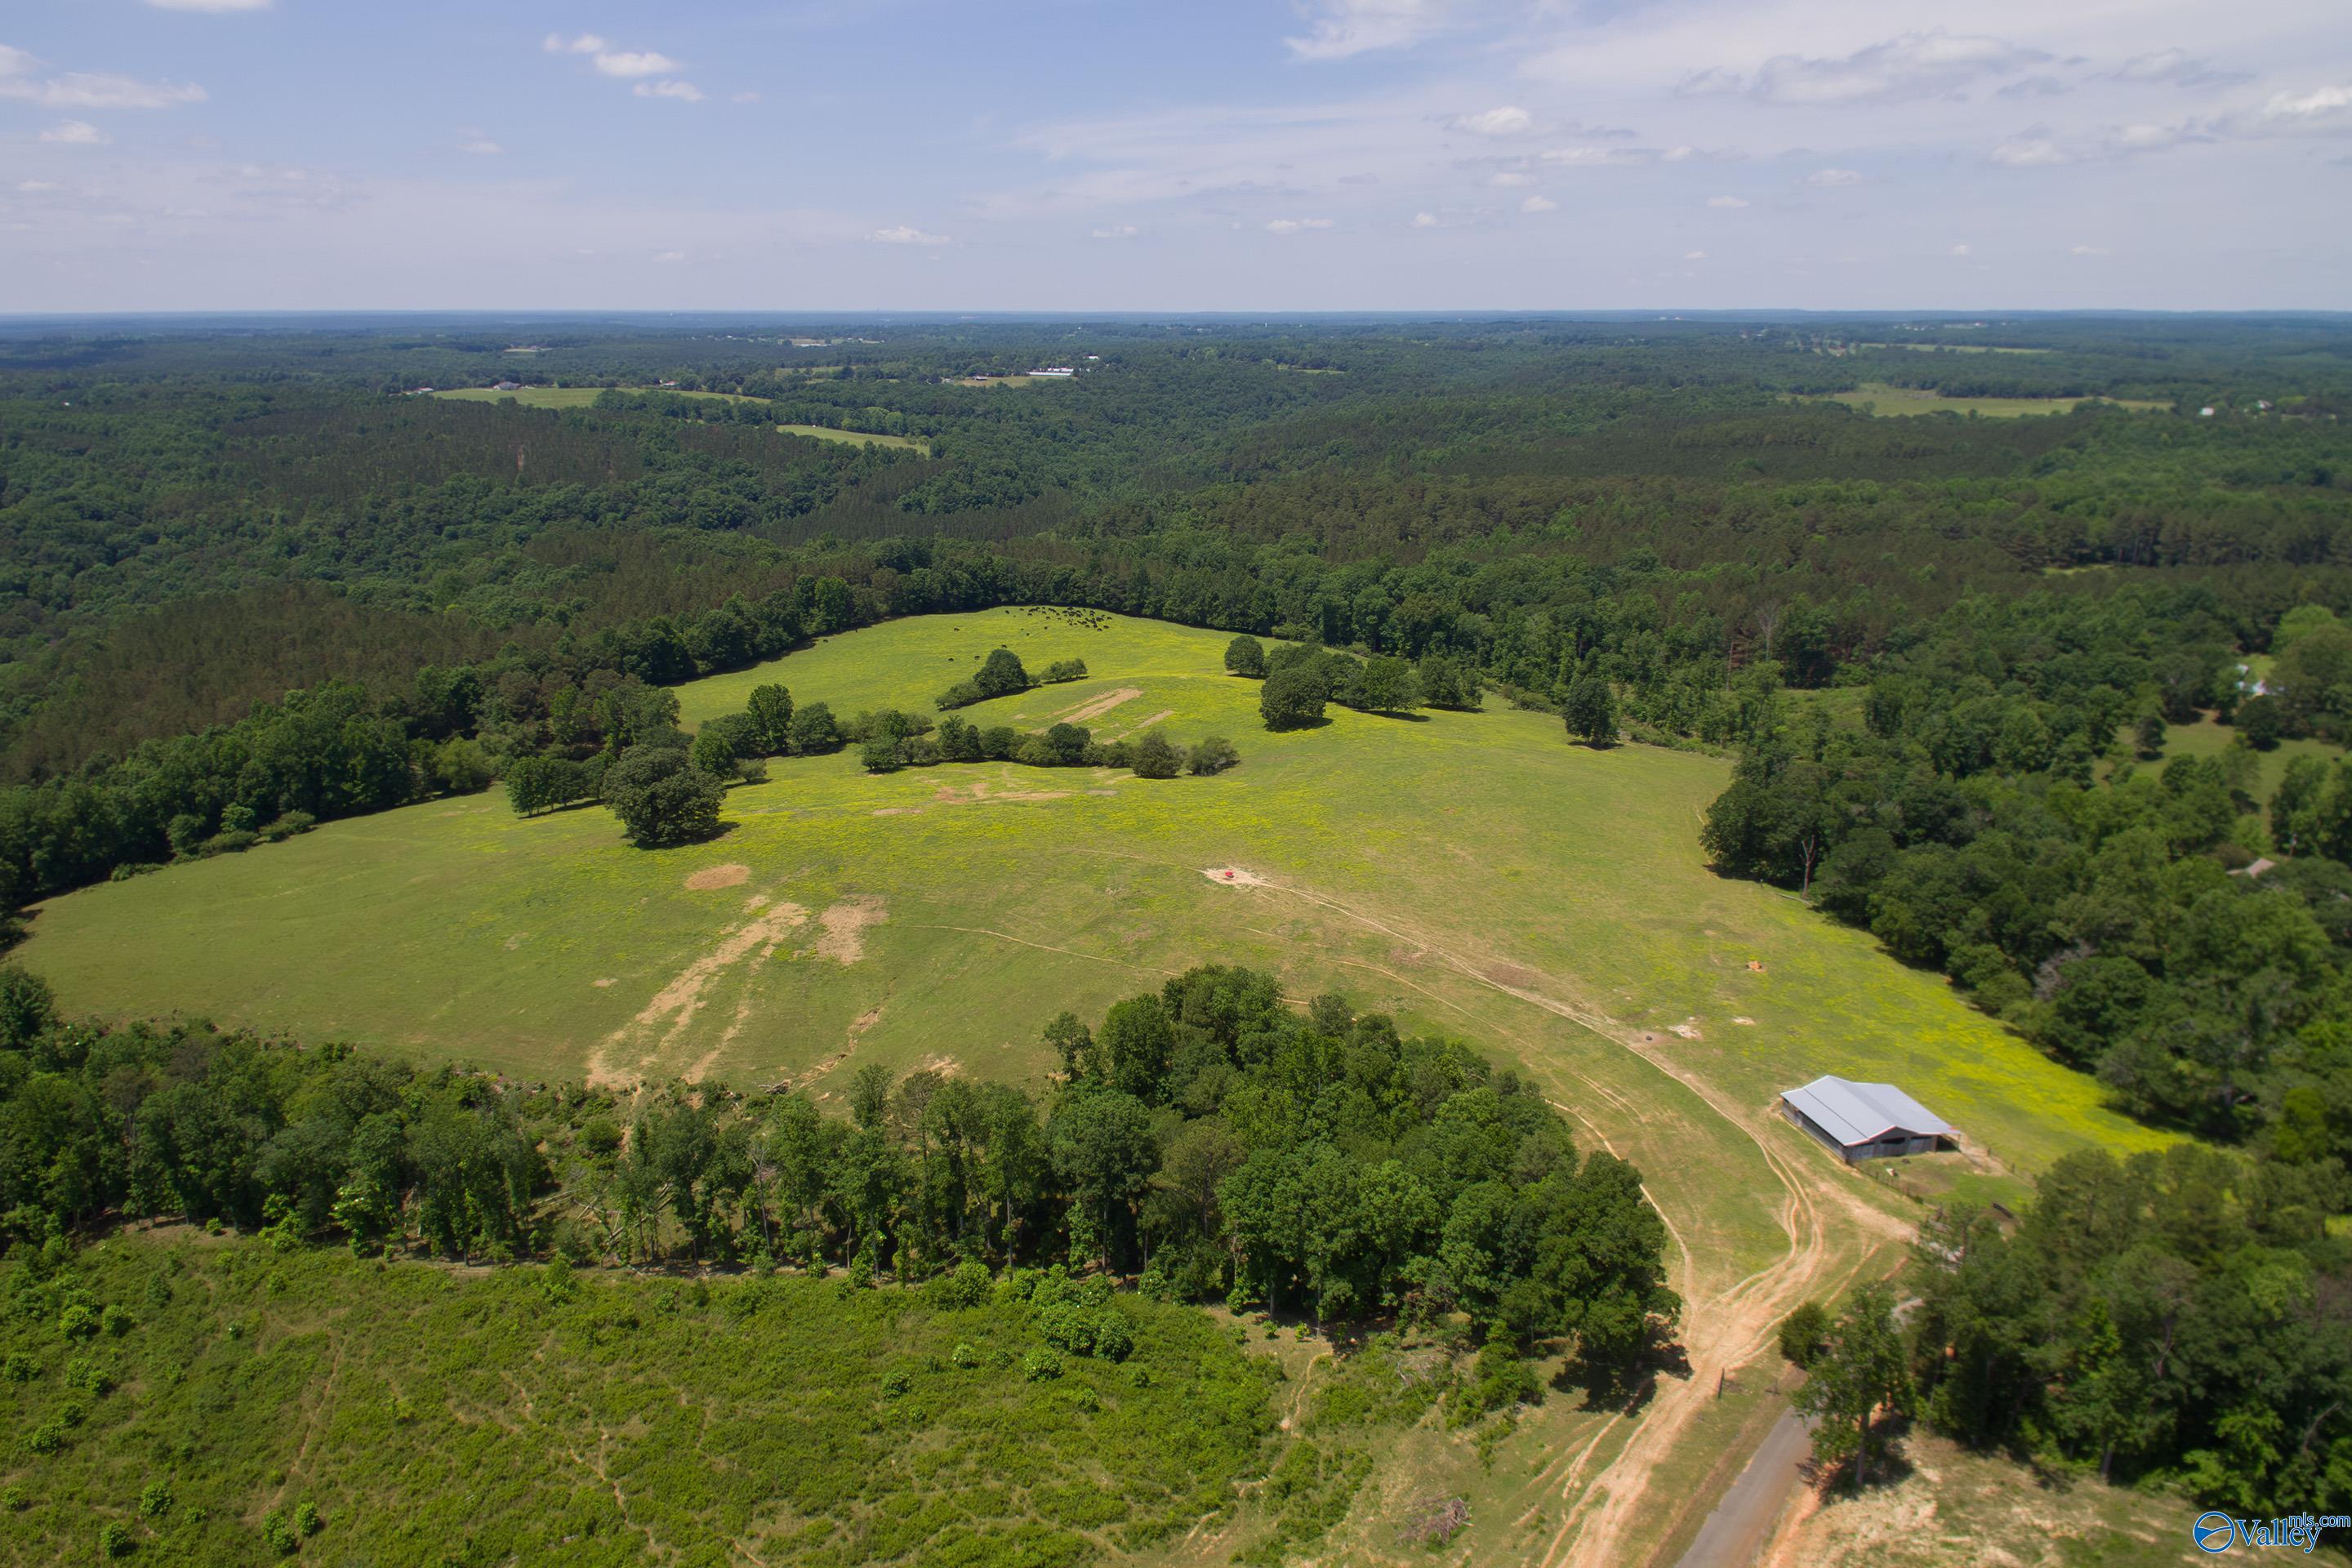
[2,0,2347,311]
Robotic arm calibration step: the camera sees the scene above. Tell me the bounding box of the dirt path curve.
[1211,867,1906,1568]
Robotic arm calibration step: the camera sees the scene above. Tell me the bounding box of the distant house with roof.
[1780,1076,1959,1163]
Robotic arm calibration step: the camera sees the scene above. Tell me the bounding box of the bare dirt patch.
[586,902,809,1086]
[684,863,750,891]
[1201,866,1267,887]
[872,806,923,817]
[814,898,887,964]
[592,978,615,988]
[1484,961,1544,988]
[1672,1020,1704,1040]
[1106,708,1175,739]
[1042,686,1143,728]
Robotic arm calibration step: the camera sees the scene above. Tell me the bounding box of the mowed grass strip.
[431,386,765,408]
[774,424,930,453]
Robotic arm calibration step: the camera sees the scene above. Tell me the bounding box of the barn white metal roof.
[1782,1076,1958,1147]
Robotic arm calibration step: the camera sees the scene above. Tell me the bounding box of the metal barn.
[1780,1076,1960,1163]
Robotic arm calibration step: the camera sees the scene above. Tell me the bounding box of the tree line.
[0,964,1676,1377]
[1781,1145,2348,1519]
[1702,586,2352,1156]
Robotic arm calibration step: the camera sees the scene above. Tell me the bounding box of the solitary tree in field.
[1224,635,1267,678]
[1259,665,1327,730]
[1563,675,1618,746]
[976,648,1031,698]
[603,745,726,847]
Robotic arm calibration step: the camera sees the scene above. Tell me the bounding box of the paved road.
[1673,1406,1814,1568]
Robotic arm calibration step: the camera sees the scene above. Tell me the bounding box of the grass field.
[17,605,2179,1564]
[1805,382,2170,417]
[775,423,930,453]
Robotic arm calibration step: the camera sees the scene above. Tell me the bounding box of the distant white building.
[1027,367,1077,377]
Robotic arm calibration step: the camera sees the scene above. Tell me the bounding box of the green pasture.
[775,423,929,453]
[29,607,2158,1207]
[1804,381,2169,417]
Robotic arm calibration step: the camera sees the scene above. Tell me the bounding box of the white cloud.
[2070,243,2109,255]
[0,48,207,110]
[1805,167,1862,186]
[146,0,270,10]
[596,51,681,78]
[1706,194,1749,208]
[1265,216,1334,232]
[653,250,687,263]
[1410,211,1438,227]
[1450,105,1535,138]
[1090,224,1138,238]
[871,224,947,245]
[1684,249,1706,259]
[1487,171,1535,187]
[2110,50,2239,87]
[17,179,61,193]
[39,118,109,145]
[2256,83,2351,129]
[1286,0,1459,61]
[1520,194,1557,212]
[633,79,703,102]
[1991,131,2069,166]
[1539,145,1644,167]
[543,34,608,56]
[1731,31,2050,108]
[1950,243,1971,256]
[457,136,502,156]
[733,91,760,104]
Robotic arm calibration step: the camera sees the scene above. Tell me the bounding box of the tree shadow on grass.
[1559,1338,1690,1415]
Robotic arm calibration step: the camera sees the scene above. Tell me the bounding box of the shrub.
[99,1521,132,1558]
[65,1355,114,1395]
[1186,736,1239,775]
[260,811,318,842]
[861,737,906,773]
[1224,635,1267,678]
[1130,733,1183,779]
[60,1303,99,1341]
[926,1260,992,1310]
[1040,659,1088,684]
[881,1367,913,1399]
[140,1480,175,1519]
[786,702,841,755]
[101,1303,134,1337]
[2,1351,37,1383]
[934,679,985,711]
[1022,1347,1064,1382]
[262,1509,299,1554]
[294,1500,323,1536]
[951,1342,981,1370]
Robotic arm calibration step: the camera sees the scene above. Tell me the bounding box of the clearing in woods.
[1801,381,2171,418]
[18,606,2175,1565]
